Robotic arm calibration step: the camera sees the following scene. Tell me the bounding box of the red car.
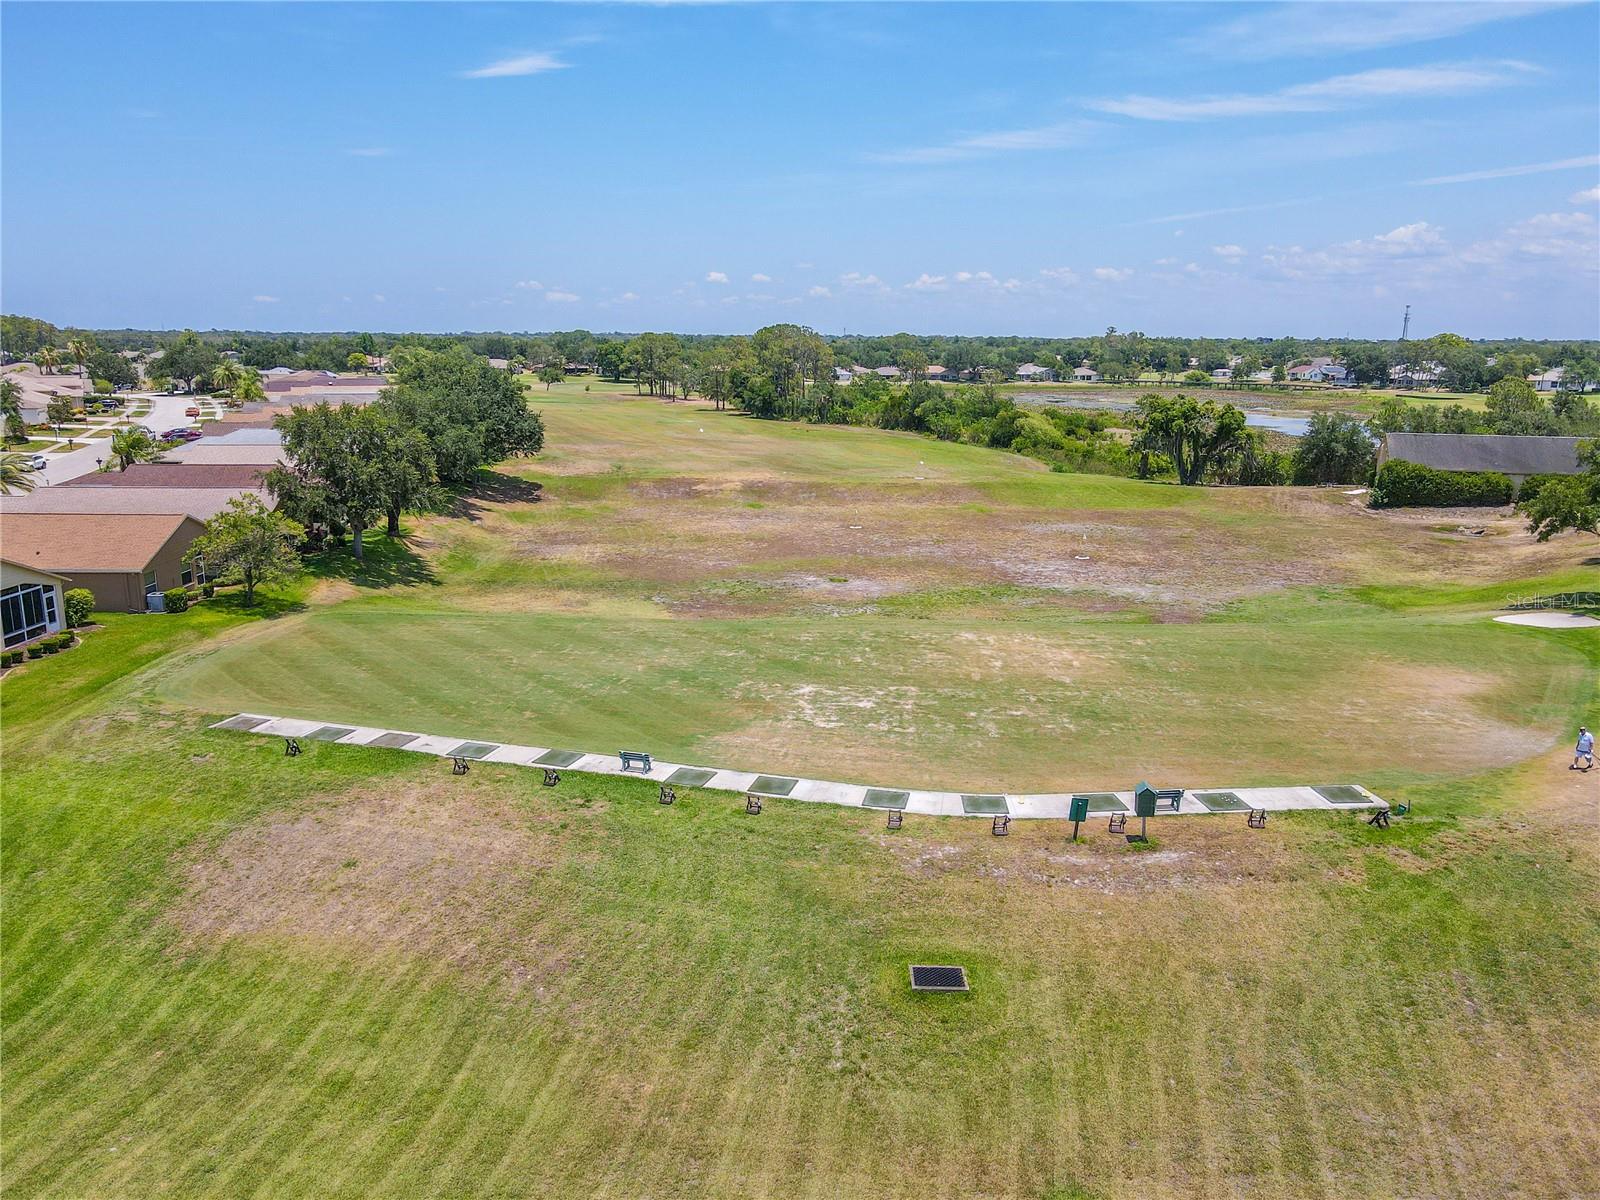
[185,406,201,418]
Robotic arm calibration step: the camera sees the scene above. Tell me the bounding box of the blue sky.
[3,1,1597,338]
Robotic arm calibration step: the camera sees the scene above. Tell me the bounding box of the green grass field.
[5,386,1599,1198]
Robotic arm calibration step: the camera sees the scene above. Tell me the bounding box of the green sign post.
[1133,782,1158,841]
[1068,794,1089,841]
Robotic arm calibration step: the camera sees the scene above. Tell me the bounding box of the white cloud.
[838,272,887,291]
[618,291,639,302]
[1573,186,1600,204]
[705,271,729,284]
[1262,221,1450,280]
[461,52,568,80]
[1092,267,1133,282]
[372,293,386,303]
[1186,3,1566,61]
[1410,154,1600,186]
[1501,211,1597,259]
[807,285,832,298]
[750,272,772,283]
[1211,244,1246,261]
[1093,61,1536,122]
[347,147,393,158]
[545,290,579,303]
[1039,267,1079,285]
[906,273,948,291]
[514,279,545,290]
[1130,197,1315,227]
[252,295,279,303]
[869,120,1094,165]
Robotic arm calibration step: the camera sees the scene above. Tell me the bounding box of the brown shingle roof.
[59,463,268,489]
[1381,433,1583,476]
[0,486,268,522]
[0,513,202,572]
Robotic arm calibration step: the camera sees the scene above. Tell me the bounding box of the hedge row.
[1370,460,1513,508]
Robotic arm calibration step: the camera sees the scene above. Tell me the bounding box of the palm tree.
[0,452,39,495]
[232,369,265,405]
[36,346,60,375]
[66,339,90,379]
[0,378,24,444]
[209,360,239,394]
[108,428,158,472]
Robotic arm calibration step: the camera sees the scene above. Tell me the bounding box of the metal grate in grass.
[1072,792,1127,813]
[960,793,1008,815]
[909,964,969,992]
[534,749,584,767]
[448,742,499,760]
[368,732,419,749]
[665,767,716,787]
[862,788,909,810]
[1314,785,1370,805]
[749,775,798,797]
[306,726,355,742]
[1194,791,1249,812]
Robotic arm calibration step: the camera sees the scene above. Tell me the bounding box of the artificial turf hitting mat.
[862,789,911,810]
[368,732,419,749]
[748,776,799,796]
[1072,793,1128,813]
[306,725,356,742]
[960,794,1009,815]
[534,749,585,767]
[1315,785,1372,805]
[665,767,717,787]
[1195,791,1250,812]
[212,714,271,732]
[448,742,501,760]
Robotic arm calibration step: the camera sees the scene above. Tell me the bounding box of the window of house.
[2,583,59,648]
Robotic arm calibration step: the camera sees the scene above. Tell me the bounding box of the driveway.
[30,393,210,485]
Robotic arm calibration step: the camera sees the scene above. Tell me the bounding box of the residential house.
[0,513,207,612]
[874,365,902,379]
[924,365,949,381]
[831,367,854,384]
[60,463,269,490]
[1378,433,1585,491]
[1015,363,1056,382]
[0,486,271,522]
[1389,361,1444,388]
[0,558,68,649]
[1210,368,1233,381]
[1072,365,1101,382]
[162,442,287,467]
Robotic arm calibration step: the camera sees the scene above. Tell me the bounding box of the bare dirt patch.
[169,783,569,988]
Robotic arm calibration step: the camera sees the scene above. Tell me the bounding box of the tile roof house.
[0,512,207,612]
[1,558,69,648]
[1378,433,1585,487]
[60,463,269,490]
[162,442,287,466]
[1072,365,1101,382]
[0,486,270,523]
[874,365,902,379]
[1015,363,1056,381]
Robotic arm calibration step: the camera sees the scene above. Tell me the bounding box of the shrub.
[162,587,190,613]
[63,587,94,627]
[26,644,45,659]
[201,582,216,598]
[2,650,21,667]
[1515,473,1567,504]
[53,632,75,650]
[1370,460,1513,508]
[41,640,58,654]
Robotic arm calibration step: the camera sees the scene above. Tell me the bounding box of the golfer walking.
[1574,727,1595,772]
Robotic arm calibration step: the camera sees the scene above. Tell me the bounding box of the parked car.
[26,454,47,471]
[158,427,202,443]
[135,426,157,438]
[184,406,201,418]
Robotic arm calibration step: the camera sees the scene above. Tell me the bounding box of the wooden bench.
[542,768,561,787]
[1107,812,1127,834]
[1154,788,1184,811]
[619,750,652,774]
[283,737,301,757]
[1247,808,1267,829]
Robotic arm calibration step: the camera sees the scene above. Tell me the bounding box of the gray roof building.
[1379,433,1584,478]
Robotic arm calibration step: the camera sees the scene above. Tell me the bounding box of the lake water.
[1019,393,1312,437]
